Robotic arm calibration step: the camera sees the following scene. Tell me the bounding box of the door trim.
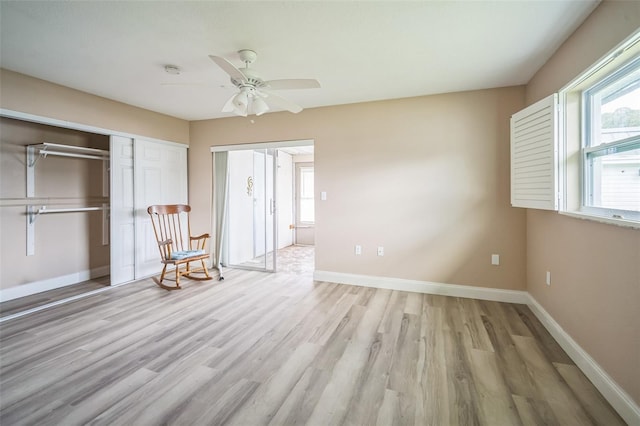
[210,139,314,152]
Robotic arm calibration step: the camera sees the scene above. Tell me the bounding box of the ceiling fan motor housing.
[232,67,266,89]
[238,49,257,65]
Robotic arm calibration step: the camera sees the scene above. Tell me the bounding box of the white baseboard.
[0,266,110,302]
[526,295,640,426]
[314,270,639,425]
[313,270,528,304]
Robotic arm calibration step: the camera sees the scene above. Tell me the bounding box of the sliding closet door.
[134,139,188,279]
[110,136,135,285]
[225,148,277,272]
[250,149,276,270]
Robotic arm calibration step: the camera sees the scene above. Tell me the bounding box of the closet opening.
[0,117,111,317]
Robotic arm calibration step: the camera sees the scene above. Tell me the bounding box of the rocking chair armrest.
[157,239,174,260]
[190,234,210,251]
[190,233,210,241]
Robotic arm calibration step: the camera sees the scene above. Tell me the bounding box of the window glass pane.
[587,145,640,211]
[593,63,640,146]
[300,168,314,198]
[300,199,314,222]
[298,166,314,223]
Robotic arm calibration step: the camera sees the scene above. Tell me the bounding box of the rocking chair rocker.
[147,204,213,290]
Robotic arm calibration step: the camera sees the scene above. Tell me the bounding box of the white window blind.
[510,93,559,210]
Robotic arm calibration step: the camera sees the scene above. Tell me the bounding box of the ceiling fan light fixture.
[232,91,249,116]
[222,94,236,113]
[253,97,269,116]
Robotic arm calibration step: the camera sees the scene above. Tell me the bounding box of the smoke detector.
[164,65,181,75]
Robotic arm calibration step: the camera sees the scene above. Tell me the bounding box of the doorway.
[213,141,314,275]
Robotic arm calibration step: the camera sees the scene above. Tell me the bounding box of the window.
[298,166,314,223]
[582,56,640,220]
[552,31,640,228]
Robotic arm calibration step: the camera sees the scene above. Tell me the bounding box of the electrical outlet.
[355,245,362,255]
[546,271,551,286]
[491,254,500,265]
[377,246,384,256]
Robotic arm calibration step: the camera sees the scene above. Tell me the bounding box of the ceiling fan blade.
[260,89,303,114]
[209,55,247,82]
[265,79,321,90]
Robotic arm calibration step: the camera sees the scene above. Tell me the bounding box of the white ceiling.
[280,145,314,156]
[0,1,598,121]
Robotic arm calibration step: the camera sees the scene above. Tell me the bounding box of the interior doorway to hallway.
[212,141,315,276]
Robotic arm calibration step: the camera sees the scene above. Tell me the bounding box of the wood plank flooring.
[0,268,625,425]
[0,276,110,319]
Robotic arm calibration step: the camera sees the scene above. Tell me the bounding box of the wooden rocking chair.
[147,204,213,290]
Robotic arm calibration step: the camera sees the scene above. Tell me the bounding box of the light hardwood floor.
[0,268,624,425]
[0,276,110,319]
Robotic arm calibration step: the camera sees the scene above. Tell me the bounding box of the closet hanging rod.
[38,151,107,161]
[34,142,109,155]
[27,205,109,223]
[37,206,108,214]
[25,204,110,256]
[27,143,109,166]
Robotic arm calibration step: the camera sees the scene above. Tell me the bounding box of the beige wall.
[525,1,640,404]
[0,117,110,289]
[190,86,526,289]
[0,69,189,144]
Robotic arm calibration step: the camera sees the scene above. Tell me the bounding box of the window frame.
[296,164,315,225]
[580,55,640,222]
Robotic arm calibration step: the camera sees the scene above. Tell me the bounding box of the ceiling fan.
[209,49,320,117]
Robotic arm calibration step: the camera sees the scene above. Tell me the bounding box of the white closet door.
[134,139,188,279]
[110,136,135,285]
